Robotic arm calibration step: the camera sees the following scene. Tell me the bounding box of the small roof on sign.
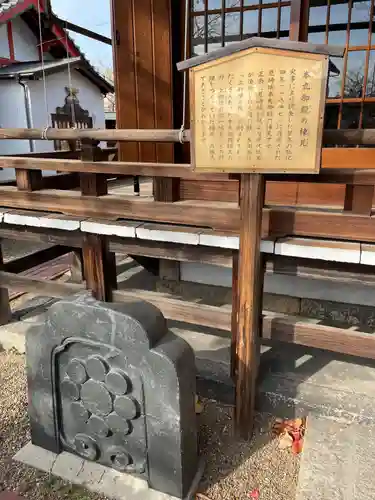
[177,37,345,72]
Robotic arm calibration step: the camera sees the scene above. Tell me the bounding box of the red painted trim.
[0,0,80,58]
[0,0,34,24]
[50,24,80,57]
[32,0,80,57]
[7,21,15,60]
[0,57,19,64]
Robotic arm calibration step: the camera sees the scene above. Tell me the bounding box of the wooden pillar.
[0,241,11,325]
[289,0,309,42]
[111,0,181,283]
[156,178,181,284]
[344,185,374,215]
[80,140,117,301]
[235,173,266,438]
[231,250,239,380]
[82,234,117,302]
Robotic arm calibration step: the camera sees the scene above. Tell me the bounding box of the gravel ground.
[198,402,300,500]
[0,350,106,500]
[0,350,300,500]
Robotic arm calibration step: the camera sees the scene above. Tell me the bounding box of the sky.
[50,0,113,74]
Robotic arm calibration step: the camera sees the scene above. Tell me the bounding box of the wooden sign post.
[178,37,344,438]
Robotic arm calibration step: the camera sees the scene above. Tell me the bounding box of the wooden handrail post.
[80,139,117,301]
[235,173,266,439]
[80,139,108,196]
[0,240,11,325]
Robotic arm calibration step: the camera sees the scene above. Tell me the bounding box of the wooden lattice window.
[308,0,375,129]
[51,87,93,151]
[191,0,292,57]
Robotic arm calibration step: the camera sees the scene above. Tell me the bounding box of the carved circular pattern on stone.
[86,355,109,382]
[107,412,131,435]
[61,380,80,401]
[105,369,131,396]
[81,380,113,417]
[109,448,132,471]
[113,395,138,420]
[66,358,87,384]
[70,402,90,423]
[74,433,99,461]
[87,415,110,438]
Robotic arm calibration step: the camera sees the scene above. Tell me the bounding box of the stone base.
[14,443,203,500]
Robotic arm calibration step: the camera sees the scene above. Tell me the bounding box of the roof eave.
[177,36,346,72]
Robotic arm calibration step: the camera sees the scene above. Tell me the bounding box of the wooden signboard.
[188,47,328,174]
[178,38,344,438]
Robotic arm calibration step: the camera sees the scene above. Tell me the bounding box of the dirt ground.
[0,350,300,500]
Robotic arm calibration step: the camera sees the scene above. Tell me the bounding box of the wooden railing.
[2,127,375,434]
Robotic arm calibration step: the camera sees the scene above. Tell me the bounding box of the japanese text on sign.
[191,49,327,173]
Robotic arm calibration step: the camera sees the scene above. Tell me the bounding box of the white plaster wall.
[0,69,105,182]
[0,80,28,181]
[28,68,106,153]
[12,17,39,61]
[0,23,10,58]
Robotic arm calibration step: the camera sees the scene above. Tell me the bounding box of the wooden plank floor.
[7,253,71,300]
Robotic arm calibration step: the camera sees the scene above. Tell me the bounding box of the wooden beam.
[2,127,375,145]
[0,128,191,143]
[266,254,375,286]
[4,150,375,178]
[108,237,233,267]
[4,188,375,241]
[4,245,72,274]
[235,173,265,438]
[52,16,112,45]
[0,157,215,179]
[0,188,240,232]
[0,270,83,297]
[3,148,117,160]
[82,234,116,302]
[262,314,375,360]
[0,225,84,247]
[267,207,375,242]
[113,289,231,331]
[112,287,375,362]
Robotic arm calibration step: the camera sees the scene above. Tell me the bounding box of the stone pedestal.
[26,293,199,499]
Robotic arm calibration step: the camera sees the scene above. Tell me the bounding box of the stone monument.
[25,293,199,499]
